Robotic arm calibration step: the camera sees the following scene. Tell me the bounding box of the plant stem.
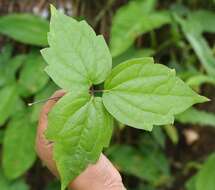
[28,96,62,106]
[28,89,109,106]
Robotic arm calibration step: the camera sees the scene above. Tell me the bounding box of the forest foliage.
[0,0,215,190]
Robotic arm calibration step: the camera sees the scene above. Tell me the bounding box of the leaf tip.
[196,95,210,104]
[144,124,154,131]
[60,175,72,190]
[40,48,45,56]
[40,48,48,58]
[50,4,57,16]
[171,68,176,75]
[202,96,210,102]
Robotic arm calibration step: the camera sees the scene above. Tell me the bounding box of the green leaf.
[0,45,13,86]
[46,92,113,189]
[18,52,49,96]
[0,55,26,87]
[152,127,165,148]
[186,175,197,190]
[0,44,13,63]
[186,74,215,89]
[196,153,215,190]
[2,114,37,179]
[0,85,18,126]
[110,0,170,57]
[107,144,170,186]
[189,10,215,34]
[163,125,179,144]
[0,14,48,46]
[176,12,215,77]
[0,170,29,190]
[103,58,208,131]
[176,108,215,127]
[41,6,112,92]
[12,97,26,117]
[185,33,215,77]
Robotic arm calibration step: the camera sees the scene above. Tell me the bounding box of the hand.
[36,90,126,190]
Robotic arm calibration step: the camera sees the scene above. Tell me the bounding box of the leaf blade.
[0,14,48,46]
[176,11,215,77]
[176,108,215,127]
[0,85,18,125]
[103,58,208,131]
[110,0,170,57]
[196,153,215,190]
[2,115,36,179]
[46,92,113,189]
[42,6,112,92]
[18,52,49,96]
[0,169,30,190]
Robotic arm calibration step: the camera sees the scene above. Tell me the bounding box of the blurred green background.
[0,0,215,189]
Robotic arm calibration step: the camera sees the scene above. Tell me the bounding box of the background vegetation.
[0,0,215,189]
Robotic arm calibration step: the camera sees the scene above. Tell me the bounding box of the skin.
[36,90,126,190]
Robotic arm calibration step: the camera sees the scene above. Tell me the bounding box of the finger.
[37,90,65,145]
[36,90,65,176]
[36,123,58,176]
[69,154,124,190]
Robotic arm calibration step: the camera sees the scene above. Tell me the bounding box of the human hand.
[36,90,126,190]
